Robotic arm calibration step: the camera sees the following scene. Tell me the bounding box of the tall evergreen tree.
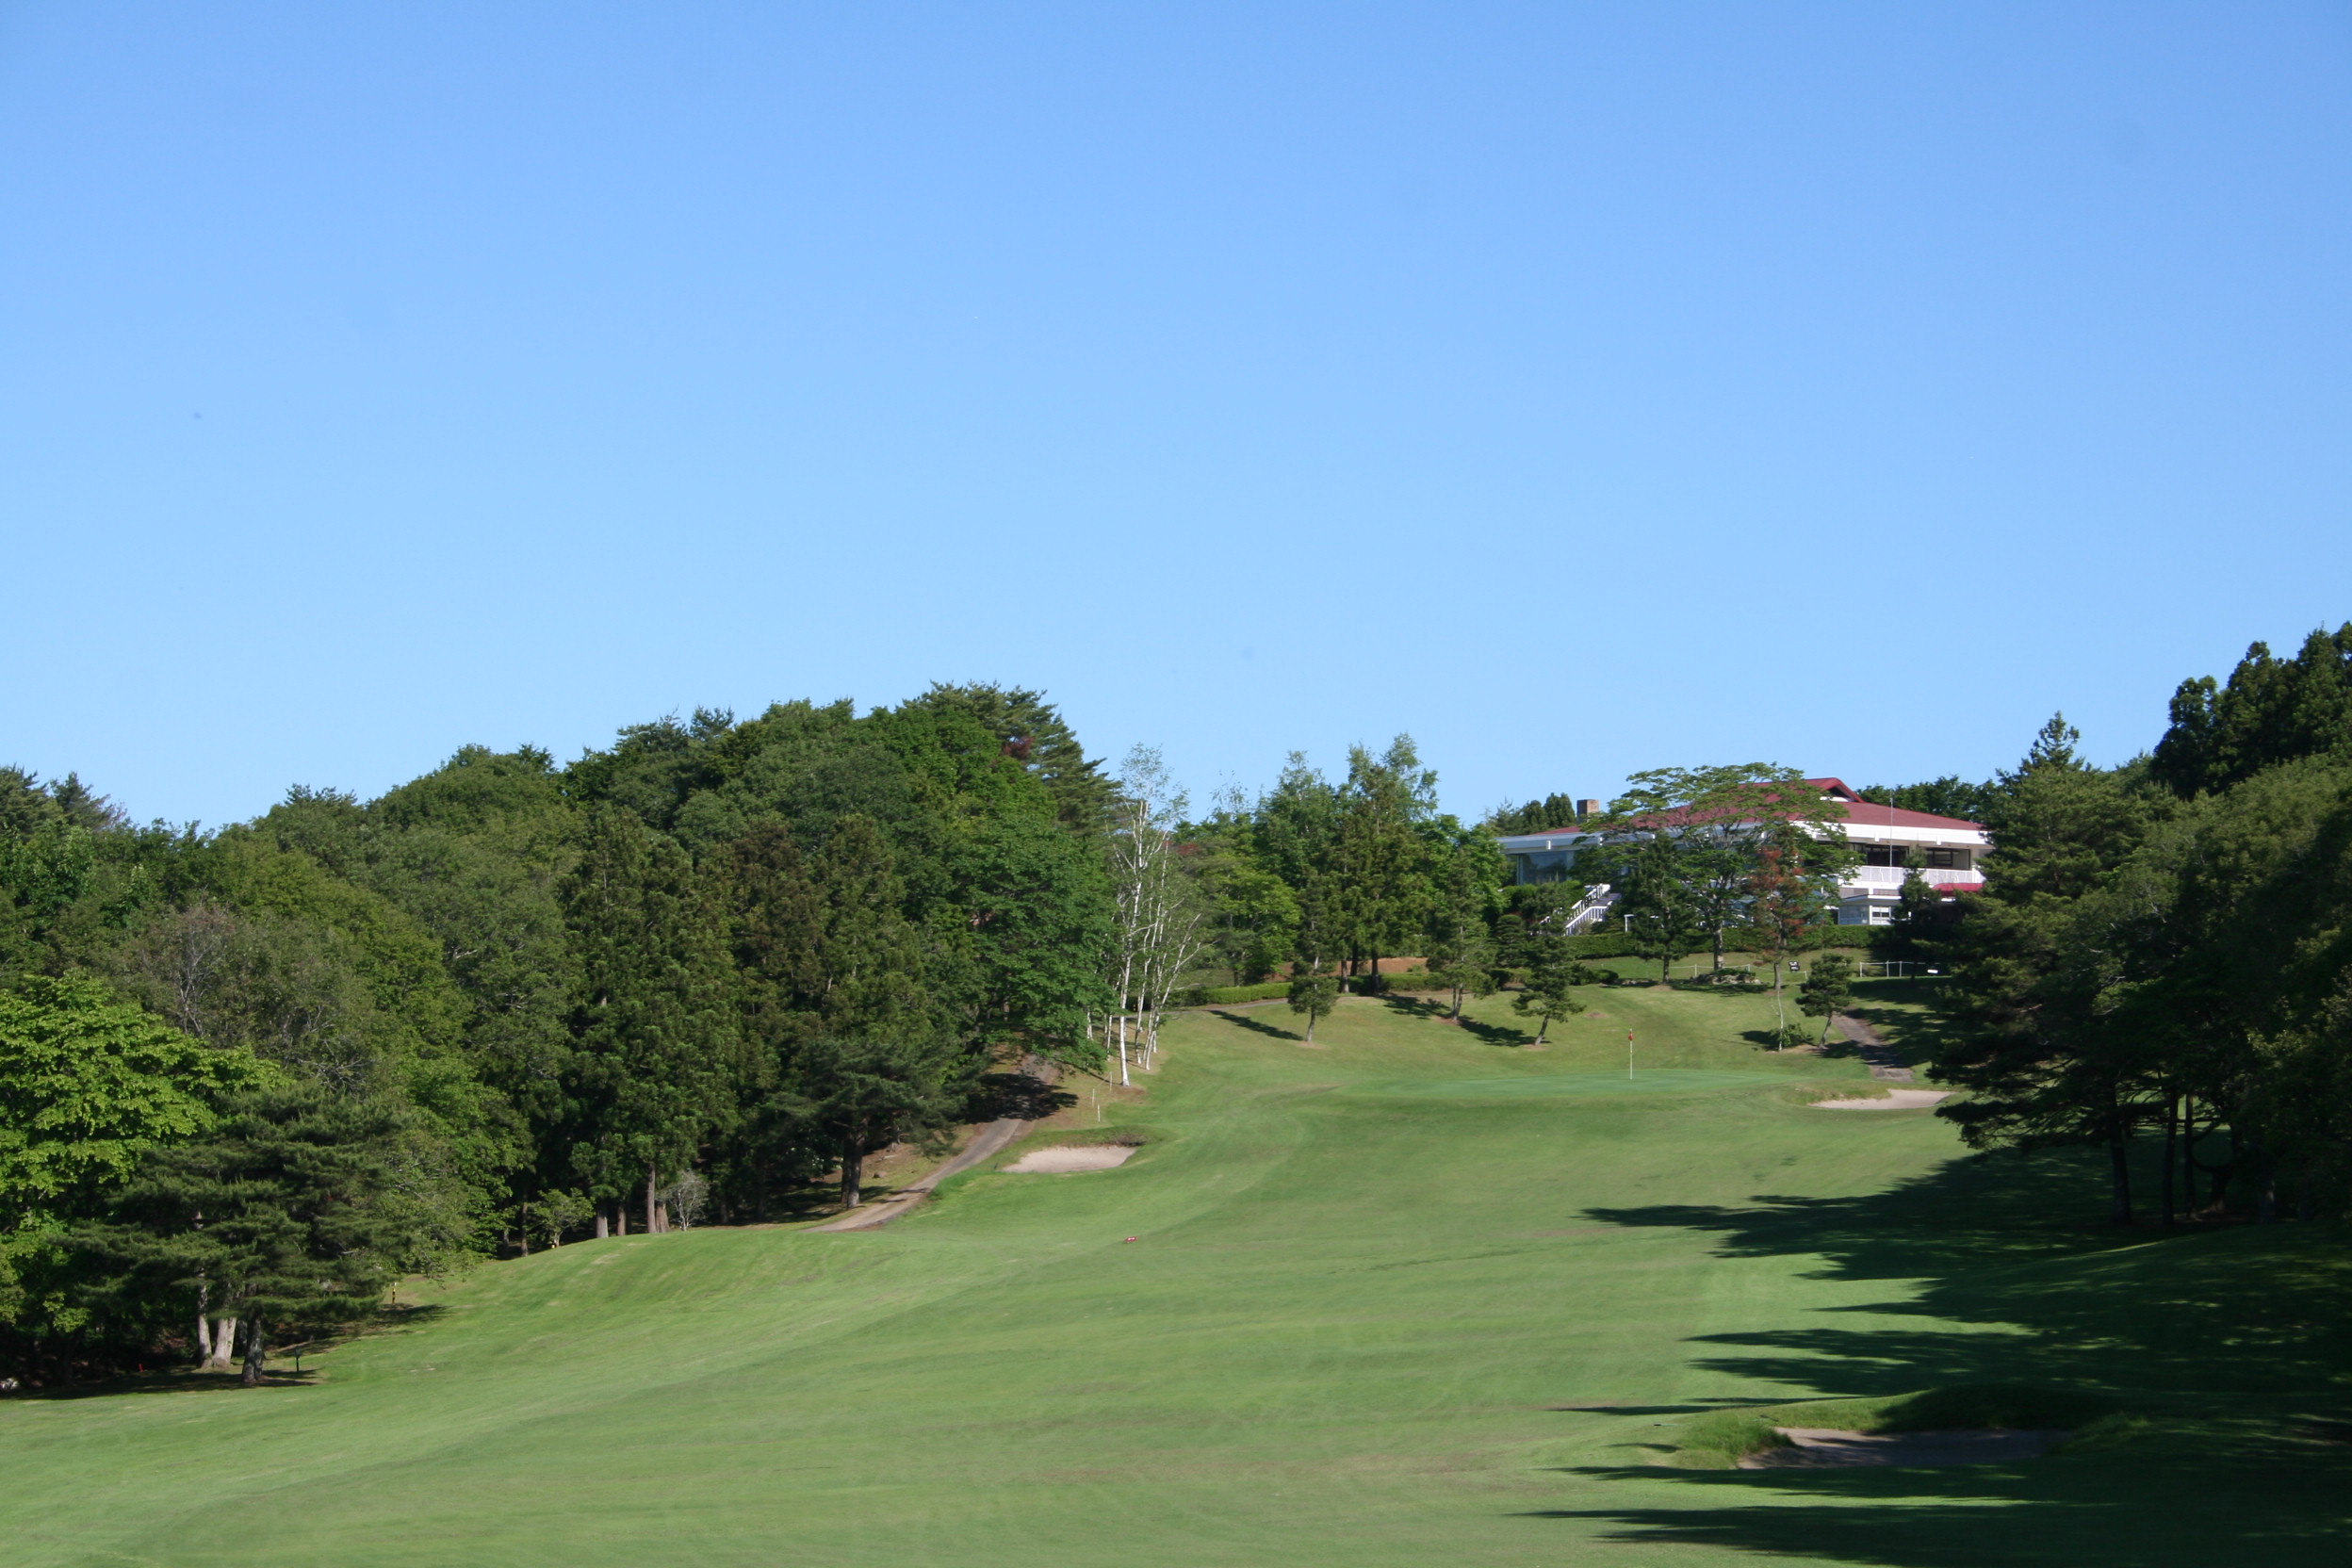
[1328,738,1438,987]
[1933,716,2156,1222]
[2151,625,2352,798]
[80,1085,459,1384]
[562,810,737,1234]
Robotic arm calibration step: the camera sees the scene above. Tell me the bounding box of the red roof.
[1808,779,1983,831]
[1836,801,1985,832]
[1502,776,1984,840]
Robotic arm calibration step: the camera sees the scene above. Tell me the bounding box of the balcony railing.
[1563,883,1617,934]
[1844,866,1978,889]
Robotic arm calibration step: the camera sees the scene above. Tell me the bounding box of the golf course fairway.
[3,984,2345,1567]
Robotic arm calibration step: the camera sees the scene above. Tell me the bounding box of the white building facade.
[1494,776,1989,927]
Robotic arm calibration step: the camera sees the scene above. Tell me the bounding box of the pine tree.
[1511,936,1585,1043]
[563,810,738,1234]
[1935,716,2158,1223]
[1796,953,1855,1048]
[1620,833,1705,982]
[80,1085,453,1383]
[1286,971,1339,1043]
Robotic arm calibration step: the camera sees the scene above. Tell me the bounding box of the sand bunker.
[1809,1089,1953,1110]
[1740,1427,2067,1467]
[1002,1145,1136,1174]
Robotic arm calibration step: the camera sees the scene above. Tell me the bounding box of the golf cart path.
[1832,1012,1919,1081]
[812,1115,1032,1232]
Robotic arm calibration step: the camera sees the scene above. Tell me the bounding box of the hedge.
[1562,926,1887,960]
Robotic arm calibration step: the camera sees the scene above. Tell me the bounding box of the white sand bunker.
[1003,1145,1137,1174]
[1740,1427,2067,1468]
[1810,1089,1953,1110]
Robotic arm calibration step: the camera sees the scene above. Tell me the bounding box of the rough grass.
[2,985,2346,1567]
[1665,1384,2119,1466]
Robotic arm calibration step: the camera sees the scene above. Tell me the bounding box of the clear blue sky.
[6,3,2348,827]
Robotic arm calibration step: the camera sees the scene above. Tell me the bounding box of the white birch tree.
[1105,747,1208,1084]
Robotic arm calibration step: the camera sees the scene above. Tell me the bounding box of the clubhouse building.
[1494,776,1989,926]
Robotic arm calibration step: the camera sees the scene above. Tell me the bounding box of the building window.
[1860,845,1903,867]
[1924,848,1968,871]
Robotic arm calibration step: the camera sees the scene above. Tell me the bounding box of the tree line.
[18,623,2343,1383]
[0,700,1593,1387]
[1921,625,2352,1226]
[0,686,1119,1384]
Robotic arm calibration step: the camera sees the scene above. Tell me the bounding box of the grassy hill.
[3,981,2345,1567]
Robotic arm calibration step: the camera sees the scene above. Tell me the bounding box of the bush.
[1670,973,1761,993]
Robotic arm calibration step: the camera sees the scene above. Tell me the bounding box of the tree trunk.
[596,1207,610,1240]
[2255,1132,2276,1224]
[2108,1133,2133,1226]
[194,1311,211,1366]
[840,1123,865,1209]
[240,1317,266,1386]
[2181,1102,2197,1216]
[2160,1096,2177,1226]
[207,1316,238,1373]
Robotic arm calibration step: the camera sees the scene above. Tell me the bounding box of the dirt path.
[812,1115,1034,1233]
[1831,1012,1918,1082]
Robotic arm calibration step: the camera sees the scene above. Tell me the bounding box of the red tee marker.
[1124,1236,1138,1243]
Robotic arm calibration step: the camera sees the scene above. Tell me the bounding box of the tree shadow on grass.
[1540,1149,2352,1565]
[1845,978,1964,1067]
[969,1070,1075,1121]
[17,1305,451,1400]
[1460,1014,1539,1048]
[1210,1008,1304,1042]
[1375,993,1541,1048]
[11,1367,338,1401]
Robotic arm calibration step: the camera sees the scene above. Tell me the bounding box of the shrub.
[1559,926,1886,961]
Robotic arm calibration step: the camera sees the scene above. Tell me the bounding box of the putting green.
[3,985,2344,1567]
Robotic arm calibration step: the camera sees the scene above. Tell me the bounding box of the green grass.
[4,984,2347,1567]
[1666,1385,2121,1468]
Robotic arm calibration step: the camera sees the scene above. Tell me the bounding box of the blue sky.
[5,2,2348,826]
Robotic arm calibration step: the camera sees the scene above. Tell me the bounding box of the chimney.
[1576,799,1602,820]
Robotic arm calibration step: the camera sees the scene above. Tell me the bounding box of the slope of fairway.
[4,984,2346,1568]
